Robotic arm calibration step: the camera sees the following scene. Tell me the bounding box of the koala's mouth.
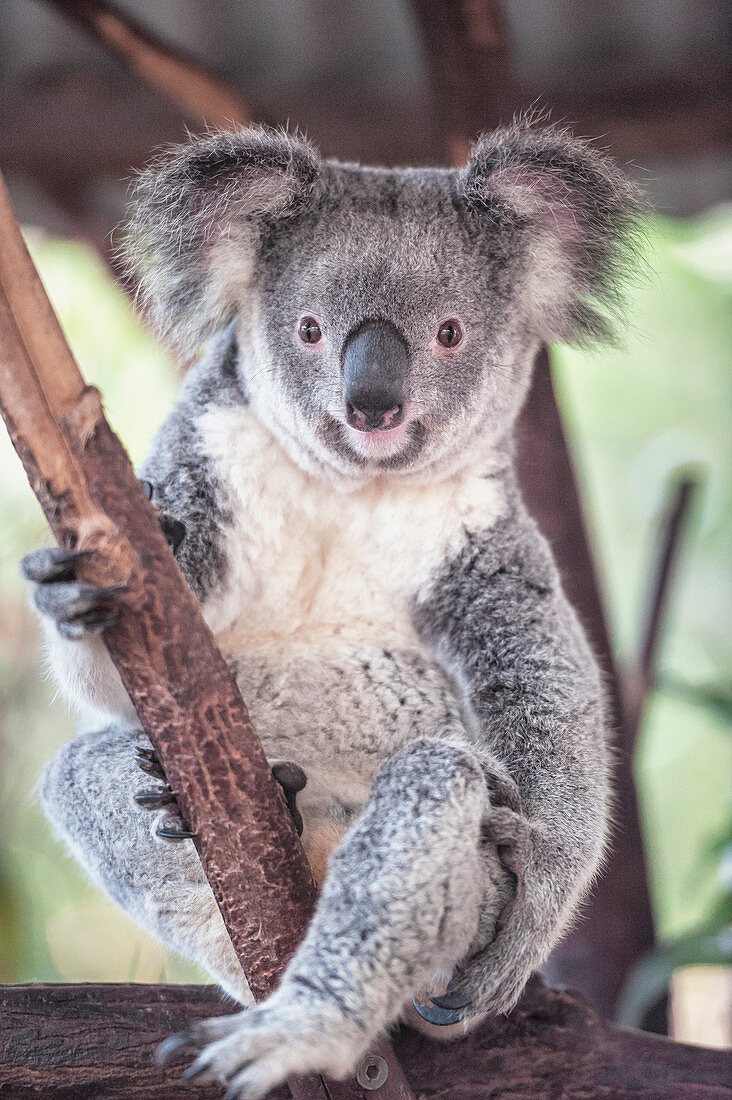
[317,413,427,470]
[348,418,410,455]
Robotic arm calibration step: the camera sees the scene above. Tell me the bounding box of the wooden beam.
[0,175,412,1100]
[43,0,249,128]
[1,980,730,1098]
[411,0,515,161]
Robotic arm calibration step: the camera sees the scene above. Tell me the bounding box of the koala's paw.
[158,993,366,1099]
[21,485,185,641]
[140,478,187,555]
[134,748,307,842]
[415,805,533,1027]
[21,547,123,639]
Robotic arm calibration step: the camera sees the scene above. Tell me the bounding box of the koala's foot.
[21,547,123,639]
[134,747,307,839]
[158,991,366,1100]
[133,745,197,841]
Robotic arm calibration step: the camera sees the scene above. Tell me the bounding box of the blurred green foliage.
[0,214,729,990]
[552,210,731,944]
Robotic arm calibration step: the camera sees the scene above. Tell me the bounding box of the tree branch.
[1,979,730,1098]
[0,174,412,1099]
[43,0,249,128]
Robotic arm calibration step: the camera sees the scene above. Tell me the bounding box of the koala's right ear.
[121,126,321,353]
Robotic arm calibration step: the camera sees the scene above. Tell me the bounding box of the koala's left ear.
[457,120,646,344]
[121,126,321,353]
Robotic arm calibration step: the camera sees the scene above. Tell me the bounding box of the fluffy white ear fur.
[121,126,321,354]
[459,120,645,345]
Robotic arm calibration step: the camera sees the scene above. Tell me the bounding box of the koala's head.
[124,121,643,483]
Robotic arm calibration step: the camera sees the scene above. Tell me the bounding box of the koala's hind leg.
[39,725,251,1003]
[162,738,515,1095]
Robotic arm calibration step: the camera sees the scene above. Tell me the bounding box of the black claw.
[412,997,468,1026]
[159,514,187,555]
[135,787,176,809]
[272,762,306,837]
[156,818,196,841]
[95,584,128,601]
[155,1029,193,1064]
[76,609,121,632]
[135,746,166,779]
[429,989,473,1010]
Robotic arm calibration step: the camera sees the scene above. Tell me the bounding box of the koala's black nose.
[342,319,408,432]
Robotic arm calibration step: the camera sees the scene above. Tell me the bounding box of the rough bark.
[2,980,730,1099]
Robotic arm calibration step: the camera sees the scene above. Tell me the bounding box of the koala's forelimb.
[413,501,611,1016]
[280,738,512,1028]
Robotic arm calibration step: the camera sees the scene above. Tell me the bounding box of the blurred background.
[0,0,729,1049]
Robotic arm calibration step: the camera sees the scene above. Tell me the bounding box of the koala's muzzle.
[342,320,408,432]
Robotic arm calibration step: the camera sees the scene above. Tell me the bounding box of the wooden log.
[515,350,657,1014]
[413,0,657,1014]
[0,177,412,1099]
[1,980,730,1099]
[623,473,700,738]
[43,0,249,128]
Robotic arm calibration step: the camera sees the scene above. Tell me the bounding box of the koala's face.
[244,165,532,480]
[126,124,641,482]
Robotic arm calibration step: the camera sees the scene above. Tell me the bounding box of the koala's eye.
[436,320,463,348]
[298,316,322,344]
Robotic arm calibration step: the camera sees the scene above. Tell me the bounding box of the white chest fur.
[194,408,508,879]
[197,406,506,654]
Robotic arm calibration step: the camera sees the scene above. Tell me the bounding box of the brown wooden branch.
[623,472,700,739]
[2,979,731,1099]
[412,0,657,1014]
[515,350,656,1015]
[411,0,515,162]
[0,177,412,1099]
[44,0,250,128]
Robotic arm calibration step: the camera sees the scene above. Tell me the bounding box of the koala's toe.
[156,816,196,841]
[134,744,166,779]
[21,547,91,584]
[134,786,176,809]
[32,580,122,636]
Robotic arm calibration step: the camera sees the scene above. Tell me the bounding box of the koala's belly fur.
[190,407,505,880]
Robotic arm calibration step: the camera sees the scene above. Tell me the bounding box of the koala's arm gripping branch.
[0,174,414,1100]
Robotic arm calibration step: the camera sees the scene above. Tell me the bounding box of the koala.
[25,121,642,1098]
